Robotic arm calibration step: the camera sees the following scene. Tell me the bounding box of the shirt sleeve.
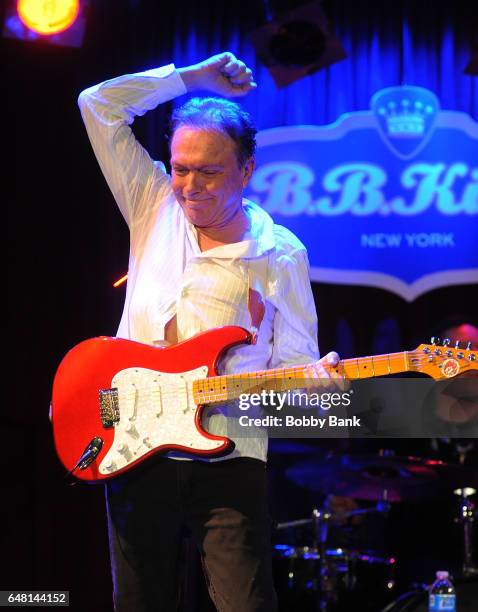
[77,64,187,226]
[269,248,320,368]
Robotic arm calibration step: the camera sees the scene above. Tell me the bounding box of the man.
[79,52,342,612]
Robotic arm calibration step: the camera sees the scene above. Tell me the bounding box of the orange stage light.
[17,0,80,36]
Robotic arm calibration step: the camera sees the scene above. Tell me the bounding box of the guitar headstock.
[413,337,478,380]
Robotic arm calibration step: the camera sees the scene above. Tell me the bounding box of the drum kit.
[270,444,478,611]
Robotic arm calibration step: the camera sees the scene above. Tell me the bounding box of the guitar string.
[193,352,476,403]
[207,353,476,382]
[199,351,475,385]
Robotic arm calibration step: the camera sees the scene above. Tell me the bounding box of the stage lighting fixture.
[248,0,347,87]
[3,0,88,47]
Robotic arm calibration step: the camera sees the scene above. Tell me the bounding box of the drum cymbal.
[286,453,478,502]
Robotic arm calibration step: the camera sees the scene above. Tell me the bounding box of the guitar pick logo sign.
[371,86,439,160]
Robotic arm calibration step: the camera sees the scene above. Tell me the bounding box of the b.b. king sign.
[245,86,478,301]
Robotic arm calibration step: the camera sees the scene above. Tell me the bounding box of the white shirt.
[78,64,320,462]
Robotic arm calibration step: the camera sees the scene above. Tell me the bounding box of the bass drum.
[380,578,478,612]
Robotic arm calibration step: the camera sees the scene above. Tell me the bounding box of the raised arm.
[78,53,256,226]
[78,64,185,225]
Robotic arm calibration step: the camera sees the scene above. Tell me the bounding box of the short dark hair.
[169,97,257,168]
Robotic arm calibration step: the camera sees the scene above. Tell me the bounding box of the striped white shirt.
[78,64,320,462]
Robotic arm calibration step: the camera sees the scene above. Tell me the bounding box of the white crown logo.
[377,99,434,138]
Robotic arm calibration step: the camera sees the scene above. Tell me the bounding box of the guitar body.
[52,326,251,483]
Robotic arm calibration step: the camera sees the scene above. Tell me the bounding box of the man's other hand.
[305,352,348,391]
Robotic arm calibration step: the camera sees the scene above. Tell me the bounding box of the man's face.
[170,126,254,229]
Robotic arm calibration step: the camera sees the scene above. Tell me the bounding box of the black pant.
[105,457,277,612]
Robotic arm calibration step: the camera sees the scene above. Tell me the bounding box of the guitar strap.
[246,253,269,343]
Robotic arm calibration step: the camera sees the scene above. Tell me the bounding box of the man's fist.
[179,52,257,97]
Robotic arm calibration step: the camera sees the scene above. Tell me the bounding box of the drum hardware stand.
[376,488,392,514]
[275,508,337,611]
[310,499,393,612]
[311,507,333,612]
[453,487,478,577]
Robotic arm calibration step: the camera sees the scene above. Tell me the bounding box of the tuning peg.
[442,338,451,347]
[466,341,472,350]
[455,340,462,349]
[431,336,440,345]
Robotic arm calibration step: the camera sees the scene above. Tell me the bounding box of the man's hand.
[305,351,347,391]
[178,52,257,97]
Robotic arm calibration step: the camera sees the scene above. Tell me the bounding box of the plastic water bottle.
[428,571,456,611]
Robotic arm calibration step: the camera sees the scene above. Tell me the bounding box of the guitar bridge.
[99,388,120,427]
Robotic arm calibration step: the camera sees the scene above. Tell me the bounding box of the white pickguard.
[99,365,223,475]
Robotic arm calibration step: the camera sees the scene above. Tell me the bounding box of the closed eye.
[172,167,188,176]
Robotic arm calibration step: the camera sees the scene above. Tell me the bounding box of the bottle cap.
[436,571,449,580]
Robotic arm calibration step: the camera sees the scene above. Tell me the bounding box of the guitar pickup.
[99,388,120,427]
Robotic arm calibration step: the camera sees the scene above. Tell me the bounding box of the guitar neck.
[193,351,415,405]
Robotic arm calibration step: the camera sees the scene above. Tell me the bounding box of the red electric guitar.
[51,326,477,483]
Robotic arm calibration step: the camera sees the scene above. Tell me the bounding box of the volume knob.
[125,423,139,437]
[117,443,132,461]
[104,460,117,472]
